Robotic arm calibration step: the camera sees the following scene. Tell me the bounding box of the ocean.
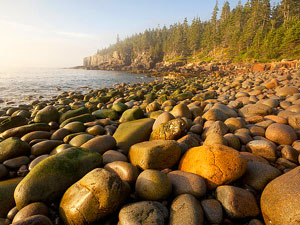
[0,67,154,107]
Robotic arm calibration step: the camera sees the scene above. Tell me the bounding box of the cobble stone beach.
[0,65,300,225]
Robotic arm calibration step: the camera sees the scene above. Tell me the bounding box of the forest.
[96,0,300,63]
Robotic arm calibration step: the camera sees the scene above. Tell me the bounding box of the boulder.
[59,168,129,225]
[239,103,273,118]
[0,137,30,163]
[179,144,247,189]
[1,123,51,139]
[113,118,154,154]
[216,185,259,218]
[14,147,102,209]
[169,194,204,225]
[261,167,300,225]
[118,201,168,225]
[34,106,59,123]
[129,140,181,170]
[81,135,116,154]
[265,123,297,145]
[119,108,144,123]
[150,118,187,140]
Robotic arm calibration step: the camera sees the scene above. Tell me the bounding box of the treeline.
[97,0,300,62]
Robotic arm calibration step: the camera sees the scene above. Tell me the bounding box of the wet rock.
[59,168,129,225]
[169,194,204,225]
[216,185,259,219]
[14,147,102,209]
[135,169,172,201]
[129,140,181,170]
[179,144,247,189]
[118,201,168,225]
[0,116,28,133]
[59,114,95,128]
[86,125,105,135]
[59,107,89,124]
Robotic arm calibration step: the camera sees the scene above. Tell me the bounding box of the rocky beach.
[0,62,300,225]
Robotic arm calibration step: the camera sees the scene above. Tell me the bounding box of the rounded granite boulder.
[179,144,247,189]
[129,140,181,170]
[59,168,130,225]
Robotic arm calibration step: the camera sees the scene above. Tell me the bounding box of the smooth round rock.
[276,86,299,96]
[170,104,192,119]
[7,206,18,220]
[81,135,117,154]
[0,164,8,179]
[21,131,51,143]
[68,133,94,147]
[135,169,172,201]
[152,112,175,130]
[129,140,181,170]
[169,194,204,225]
[50,128,70,141]
[28,155,49,171]
[102,150,128,164]
[179,144,247,189]
[118,201,168,225]
[86,125,105,136]
[265,123,297,145]
[11,215,53,225]
[167,170,206,198]
[63,121,86,133]
[261,167,300,225]
[216,185,260,219]
[3,156,30,169]
[12,202,49,223]
[31,140,63,156]
[49,144,71,155]
[104,161,139,183]
[200,199,223,224]
[59,168,129,225]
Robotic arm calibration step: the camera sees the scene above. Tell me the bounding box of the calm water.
[0,67,154,107]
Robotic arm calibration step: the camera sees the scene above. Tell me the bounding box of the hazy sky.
[0,0,281,68]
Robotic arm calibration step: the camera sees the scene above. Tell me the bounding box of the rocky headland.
[0,64,300,225]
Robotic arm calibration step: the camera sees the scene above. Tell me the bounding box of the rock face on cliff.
[83,50,300,75]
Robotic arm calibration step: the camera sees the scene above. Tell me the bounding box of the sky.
[0,0,281,68]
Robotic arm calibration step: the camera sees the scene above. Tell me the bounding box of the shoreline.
[0,65,299,224]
